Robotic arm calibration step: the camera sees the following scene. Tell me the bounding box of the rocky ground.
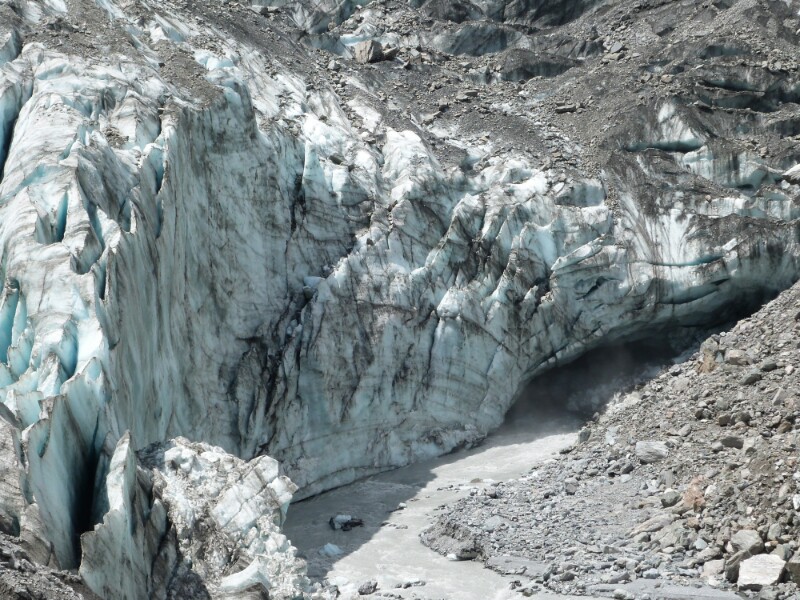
[0,533,99,600]
[422,279,800,599]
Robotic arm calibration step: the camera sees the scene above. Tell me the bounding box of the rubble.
[423,281,800,597]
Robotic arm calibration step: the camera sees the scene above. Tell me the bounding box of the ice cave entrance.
[506,288,781,436]
[502,338,693,442]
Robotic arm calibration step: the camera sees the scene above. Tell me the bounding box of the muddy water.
[283,341,697,599]
[284,404,592,599]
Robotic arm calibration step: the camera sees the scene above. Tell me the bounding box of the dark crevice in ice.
[513,285,783,425]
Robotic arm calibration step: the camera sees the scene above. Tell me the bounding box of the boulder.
[720,435,744,449]
[635,441,669,463]
[681,478,706,511]
[785,552,800,583]
[329,514,364,531]
[741,370,763,385]
[631,513,675,535]
[724,348,750,365]
[702,559,725,582]
[564,478,579,495]
[731,529,764,555]
[737,554,785,590]
[354,40,384,64]
[725,550,747,582]
[661,489,681,508]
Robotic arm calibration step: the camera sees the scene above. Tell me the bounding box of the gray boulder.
[737,555,785,591]
[635,441,669,463]
[354,40,384,64]
[731,529,764,555]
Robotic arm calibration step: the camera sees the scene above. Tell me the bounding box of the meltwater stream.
[284,413,581,599]
[283,340,698,599]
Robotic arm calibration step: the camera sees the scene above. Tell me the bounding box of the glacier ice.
[80,435,311,598]
[0,0,798,597]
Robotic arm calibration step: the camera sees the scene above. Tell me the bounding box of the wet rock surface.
[423,280,800,598]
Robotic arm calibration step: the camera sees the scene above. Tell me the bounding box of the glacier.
[0,0,798,596]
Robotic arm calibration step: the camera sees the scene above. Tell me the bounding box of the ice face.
[80,436,310,599]
[0,0,799,596]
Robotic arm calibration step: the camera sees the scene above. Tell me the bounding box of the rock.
[329,514,364,531]
[661,489,681,508]
[358,579,378,595]
[737,555,785,591]
[652,521,685,549]
[698,546,723,562]
[766,523,781,541]
[741,371,763,385]
[487,556,548,577]
[555,104,577,113]
[354,40,384,64]
[695,538,708,550]
[731,529,764,555]
[642,568,660,579]
[681,478,706,511]
[635,441,669,463]
[328,152,346,165]
[631,513,675,535]
[249,5,270,16]
[420,520,480,561]
[720,436,744,449]
[760,360,778,372]
[758,588,779,600]
[421,112,439,125]
[770,546,790,564]
[703,559,725,581]
[785,552,800,582]
[482,515,507,533]
[725,550,748,582]
[564,478,579,495]
[725,349,750,365]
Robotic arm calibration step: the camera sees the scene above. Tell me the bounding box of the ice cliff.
[0,0,799,596]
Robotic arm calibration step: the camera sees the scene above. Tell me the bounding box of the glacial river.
[284,342,717,600]
[284,403,587,600]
